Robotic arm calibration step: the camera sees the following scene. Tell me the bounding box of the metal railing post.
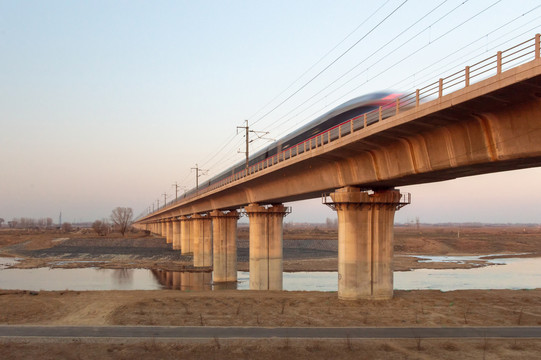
[395,97,400,115]
[439,78,443,98]
[497,51,502,74]
[534,34,541,59]
[379,106,382,122]
[465,66,470,87]
[415,89,420,107]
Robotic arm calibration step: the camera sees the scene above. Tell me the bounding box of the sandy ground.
[1,226,541,359]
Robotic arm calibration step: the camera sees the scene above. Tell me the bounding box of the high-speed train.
[183,91,401,199]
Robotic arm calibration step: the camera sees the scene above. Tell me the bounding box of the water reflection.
[113,269,133,284]
[0,256,540,292]
[0,257,20,270]
[150,269,216,291]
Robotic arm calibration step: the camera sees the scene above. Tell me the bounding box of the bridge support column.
[180,216,192,255]
[160,220,166,237]
[192,214,212,267]
[166,219,174,244]
[210,210,239,283]
[173,218,181,250]
[245,204,287,290]
[327,187,408,300]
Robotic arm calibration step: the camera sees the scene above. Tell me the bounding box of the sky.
[1,0,541,224]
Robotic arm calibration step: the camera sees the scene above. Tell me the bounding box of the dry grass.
[1,289,541,328]
[2,338,541,360]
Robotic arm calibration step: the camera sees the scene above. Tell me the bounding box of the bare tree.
[111,207,133,236]
[37,218,47,228]
[0,218,4,228]
[92,219,111,236]
[62,222,72,233]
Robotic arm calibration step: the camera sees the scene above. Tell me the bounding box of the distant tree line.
[1,217,54,229]
[325,217,338,228]
[2,206,135,237]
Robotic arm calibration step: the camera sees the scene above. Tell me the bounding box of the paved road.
[1,326,541,339]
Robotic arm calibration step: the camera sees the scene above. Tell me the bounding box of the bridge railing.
[138,34,540,220]
[235,34,540,181]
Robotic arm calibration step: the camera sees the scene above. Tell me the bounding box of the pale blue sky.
[1,0,540,224]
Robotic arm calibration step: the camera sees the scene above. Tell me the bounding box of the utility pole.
[163,193,167,207]
[191,163,208,190]
[172,182,179,200]
[237,120,250,170]
[237,120,271,170]
[157,199,160,209]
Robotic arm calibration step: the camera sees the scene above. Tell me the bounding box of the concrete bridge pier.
[173,218,181,250]
[172,271,181,290]
[160,220,166,237]
[189,217,196,254]
[245,204,287,290]
[192,214,213,267]
[328,187,407,300]
[180,271,191,291]
[210,210,239,283]
[180,216,192,255]
[166,219,174,245]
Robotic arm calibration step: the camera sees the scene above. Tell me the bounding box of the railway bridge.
[135,35,541,300]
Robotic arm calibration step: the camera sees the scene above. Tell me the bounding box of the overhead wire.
[189,0,408,178]
[389,6,541,91]
[264,0,474,141]
[336,0,504,105]
[192,1,397,177]
[250,0,409,127]
[245,0,394,122]
[263,0,452,137]
[270,0,506,140]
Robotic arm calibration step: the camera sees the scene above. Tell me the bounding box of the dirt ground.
[1,225,541,359]
[2,289,541,327]
[1,289,541,359]
[3,337,541,360]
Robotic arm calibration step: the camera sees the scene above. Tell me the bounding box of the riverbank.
[2,225,540,272]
